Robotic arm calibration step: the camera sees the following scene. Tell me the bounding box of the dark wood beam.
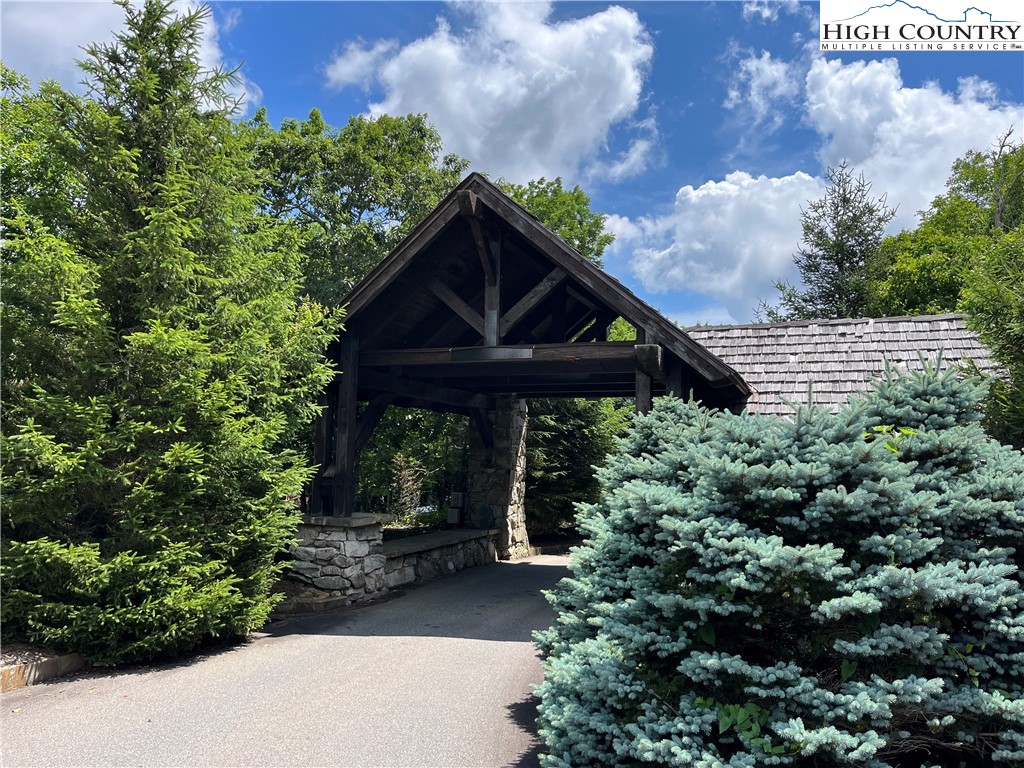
[665,356,690,399]
[635,344,664,380]
[499,267,567,337]
[458,190,496,286]
[428,278,485,337]
[635,329,652,414]
[309,382,334,517]
[354,393,394,455]
[332,334,359,517]
[484,237,501,345]
[573,311,618,343]
[360,370,495,411]
[362,342,639,368]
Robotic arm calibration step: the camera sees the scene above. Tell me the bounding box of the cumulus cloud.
[325,39,399,91]
[324,1,655,183]
[628,171,822,321]
[625,57,1022,322]
[804,57,1022,231]
[724,50,801,131]
[1,1,261,114]
[742,0,803,23]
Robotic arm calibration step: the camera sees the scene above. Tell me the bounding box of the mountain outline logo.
[828,1,1017,24]
[819,0,1022,51]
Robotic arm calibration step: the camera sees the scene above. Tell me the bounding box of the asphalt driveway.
[1,554,570,768]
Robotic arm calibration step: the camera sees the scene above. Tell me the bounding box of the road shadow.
[260,556,572,644]
[504,694,544,768]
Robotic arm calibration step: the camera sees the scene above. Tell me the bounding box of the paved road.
[1,555,570,768]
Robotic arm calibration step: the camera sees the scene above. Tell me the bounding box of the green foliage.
[525,398,628,535]
[1,1,336,664]
[246,108,468,306]
[961,230,1024,448]
[535,365,1024,767]
[762,161,896,321]
[499,177,615,267]
[866,129,1023,446]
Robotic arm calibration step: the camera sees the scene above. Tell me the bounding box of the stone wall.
[466,396,531,560]
[287,514,391,606]
[281,516,500,613]
[382,529,498,589]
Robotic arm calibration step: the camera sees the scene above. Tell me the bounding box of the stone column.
[465,396,530,560]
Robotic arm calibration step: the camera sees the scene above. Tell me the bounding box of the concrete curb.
[2,653,88,693]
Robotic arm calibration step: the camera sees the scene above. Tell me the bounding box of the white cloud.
[325,1,655,183]
[742,0,802,23]
[724,50,801,131]
[1,1,261,114]
[1,1,125,88]
[624,58,1022,322]
[804,57,1022,231]
[325,39,399,91]
[628,171,822,321]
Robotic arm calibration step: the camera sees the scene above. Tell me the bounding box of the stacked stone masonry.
[382,532,497,589]
[465,396,531,560]
[285,515,499,607]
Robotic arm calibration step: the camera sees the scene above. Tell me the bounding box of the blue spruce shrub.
[535,365,1024,767]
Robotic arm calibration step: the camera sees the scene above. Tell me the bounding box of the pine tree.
[1,1,336,664]
[535,366,1024,767]
[762,161,896,321]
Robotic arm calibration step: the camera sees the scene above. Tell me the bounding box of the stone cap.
[301,513,394,528]
[382,528,499,558]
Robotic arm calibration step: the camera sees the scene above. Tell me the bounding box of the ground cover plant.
[535,364,1024,767]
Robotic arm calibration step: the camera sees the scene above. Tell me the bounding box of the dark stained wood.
[428,278,485,337]
[333,334,359,517]
[360,370,495,411]
[635,329,652,414]
[484,238,501,345]
[459,190,496,287]
[665,356,689,398]
[635,344,664,379]
[355,393,394,455]
[571,311,616,343]
[500,267,567,337]
[362,342,640,368]
[475,181,747,391]
[344,200,462,318]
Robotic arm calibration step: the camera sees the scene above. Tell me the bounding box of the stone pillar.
[465,396,530,560]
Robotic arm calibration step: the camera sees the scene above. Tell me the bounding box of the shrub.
[535,365,1024,767]
[0,3,335,664]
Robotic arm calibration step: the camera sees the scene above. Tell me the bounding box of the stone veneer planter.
[281,515,499,613]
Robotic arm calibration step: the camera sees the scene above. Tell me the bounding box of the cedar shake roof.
[685,314,994,416]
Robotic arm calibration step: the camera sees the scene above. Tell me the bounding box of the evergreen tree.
[1,1,336,664]
[762,161,896,321]
[536,366,1024,767]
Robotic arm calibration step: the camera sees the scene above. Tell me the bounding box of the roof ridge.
[685,313,967,332]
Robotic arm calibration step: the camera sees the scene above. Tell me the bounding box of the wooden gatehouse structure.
[310,173,750,557]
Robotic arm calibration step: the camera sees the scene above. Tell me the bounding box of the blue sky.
[4,0,1022,323]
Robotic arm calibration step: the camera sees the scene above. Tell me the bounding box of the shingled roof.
[686,314,994,416]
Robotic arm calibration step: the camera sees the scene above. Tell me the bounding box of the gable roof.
[686,314,994,416]
[341,172,749,403]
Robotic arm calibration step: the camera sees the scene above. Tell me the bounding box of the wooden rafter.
[500,267,567,338]
[428,278,485,336]
[458,189,495,286]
